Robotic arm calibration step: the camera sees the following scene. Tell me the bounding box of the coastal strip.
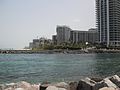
[1,75,120,90]
[0,49,120,54]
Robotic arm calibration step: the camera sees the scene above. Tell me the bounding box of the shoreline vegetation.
[1,49,120,54]
[1,75,120,90]
[2,42,120,54]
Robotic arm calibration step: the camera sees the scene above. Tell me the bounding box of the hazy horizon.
[0,0,96,49]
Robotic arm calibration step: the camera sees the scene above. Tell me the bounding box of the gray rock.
[99,87,116,90]
[55,82,70,90]
[0,84,5,90]
[15,88,25,90]
[94,78,118,90]
[46,86,58,90]
[77,77,96,90]
[109,75,120,88]
[69,82,78,90]
[40,84,51,90]
[46,86,67,90]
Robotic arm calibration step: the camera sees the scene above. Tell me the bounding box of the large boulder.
[17,81,31,89]
[55,82,70,90]
[77,77,96,90]
[99,87,115,90]
[94,78,118,90]
[15,88,25,90]
[46,86,58,90]
[4,83,18,90]
[69,82,78,90]
[46,86,67,90]
[0,84,5,90]
[109,75,120,88]
[40,84,51,90]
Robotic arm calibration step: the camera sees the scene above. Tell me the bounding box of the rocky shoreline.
[1,49,120,54]
[1,75,120,90]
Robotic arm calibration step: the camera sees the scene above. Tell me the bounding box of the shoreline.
[1,49,120,54]
[1,75,120,90]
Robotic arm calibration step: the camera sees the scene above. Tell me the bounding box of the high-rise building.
[96,0,120,47]
[56,26,71,44]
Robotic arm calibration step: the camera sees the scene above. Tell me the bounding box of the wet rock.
[69,82,78,90]
[109,75,120,88]
[99,87,115,90]
[77,77,96,90]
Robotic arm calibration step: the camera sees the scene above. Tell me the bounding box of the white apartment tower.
[96,0,120,47]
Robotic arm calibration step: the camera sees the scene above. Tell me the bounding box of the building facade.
[96,0,120,47]
[52,35,57,44]
[56,26,71,44]
[70,29,98,44]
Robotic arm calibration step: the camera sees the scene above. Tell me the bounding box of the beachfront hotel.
[96,0,120,47]
[55,26,98,44]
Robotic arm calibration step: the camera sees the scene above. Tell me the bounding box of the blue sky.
[0,0,95,49]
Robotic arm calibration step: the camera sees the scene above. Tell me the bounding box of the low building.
[70,28,98,44]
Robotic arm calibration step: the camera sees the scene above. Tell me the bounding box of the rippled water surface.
[0,53,120,84]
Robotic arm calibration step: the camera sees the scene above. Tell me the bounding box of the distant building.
[52,35,57,44]
[96,0,120,47]
[70,28,98,44]
[56,26,71,44]
[32,39,40,48]
[29,42,33,49]
[29,37,52,49]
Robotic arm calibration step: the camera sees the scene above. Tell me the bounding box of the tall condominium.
[56,26,71,44]
[96,0,120,47]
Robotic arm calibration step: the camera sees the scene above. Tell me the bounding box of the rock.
[5,83,17,89]
[16,81,38,90]
[40,84,51,90]
[17,81,31,89]
[77,77,96,90]
[103,78,118,89]
[4,87,13,90]
[55,82,70,90]
[94,78,118,90]
[69,82,78,90]
[91,77,103,82]
[109,75,120,87]
[46,86,58,90]
[15,88,25,90]
[99,87,115,90]
[31,84,40,90]
[0,84,5,90]
[46,86,67,90]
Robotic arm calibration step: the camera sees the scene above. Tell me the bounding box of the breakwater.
[1,49,120,54]
[1,75,120,90]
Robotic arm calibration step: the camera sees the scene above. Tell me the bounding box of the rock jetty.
[1,75,120,90]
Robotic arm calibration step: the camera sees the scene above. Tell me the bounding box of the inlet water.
[0,53,120,84]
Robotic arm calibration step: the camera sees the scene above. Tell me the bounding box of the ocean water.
[0,53,120,84]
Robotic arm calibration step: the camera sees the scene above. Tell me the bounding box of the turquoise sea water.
[0,53,120,84]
